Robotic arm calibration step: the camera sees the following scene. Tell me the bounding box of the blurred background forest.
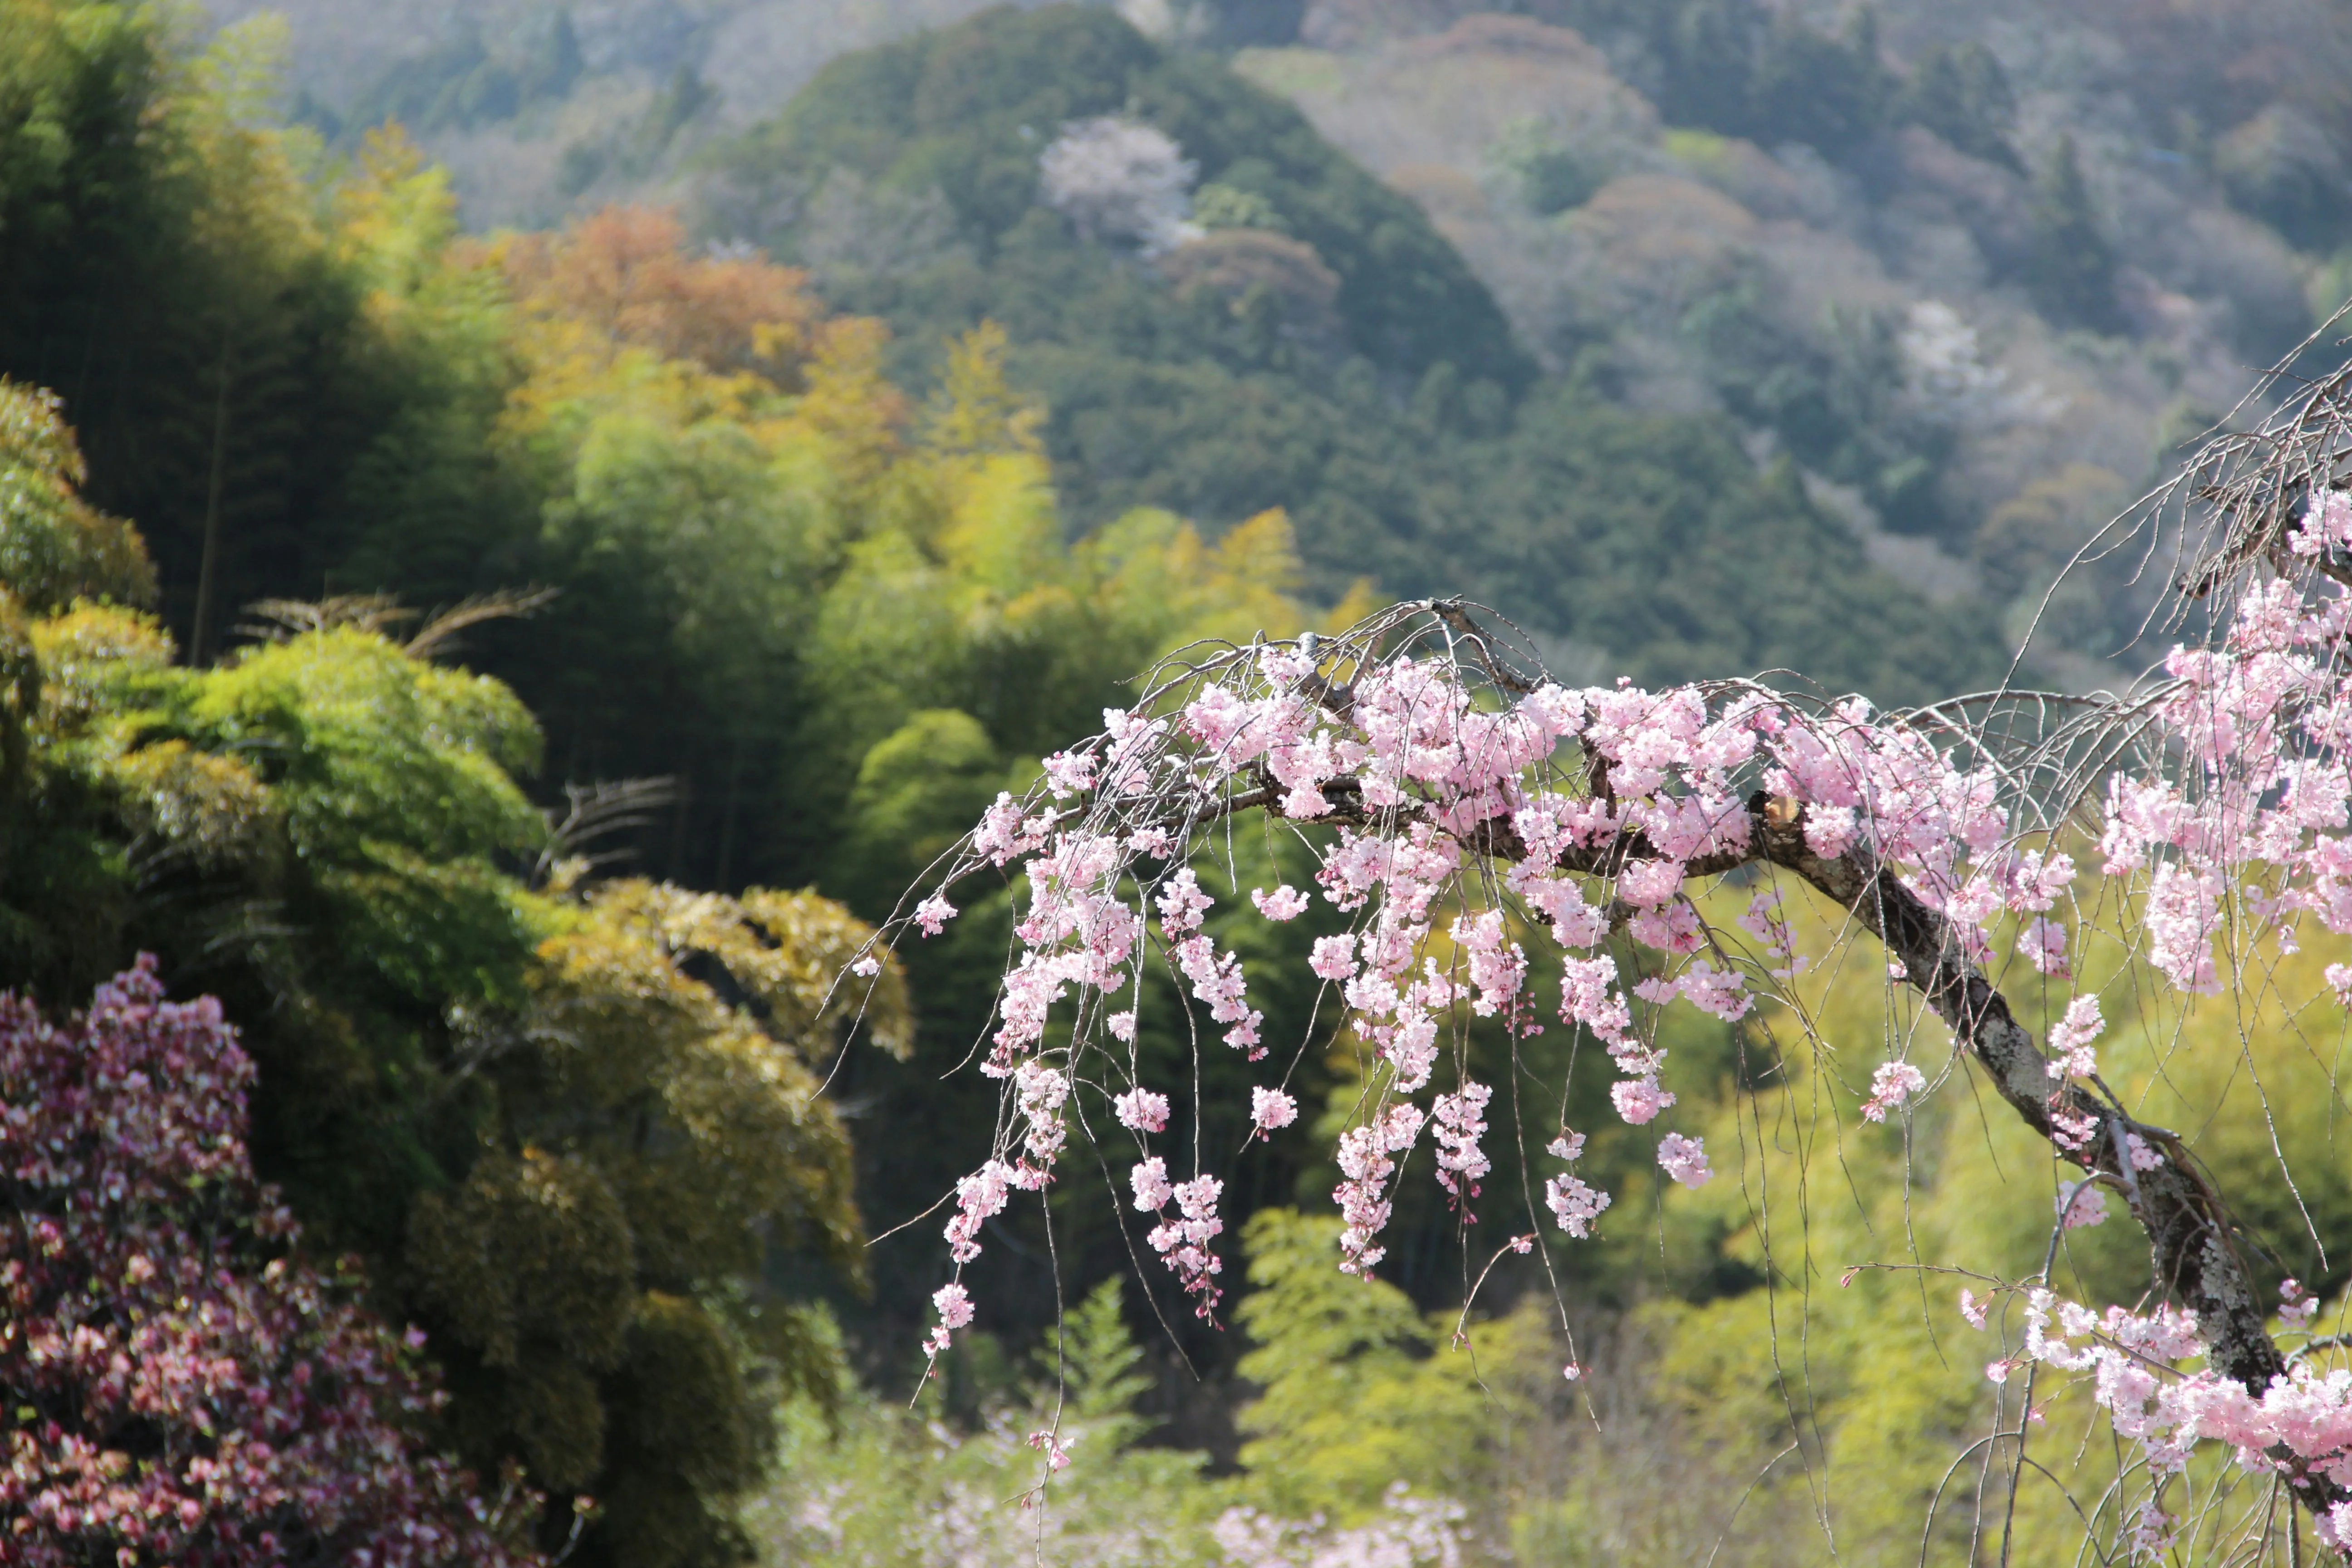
[8,0,2352,1561]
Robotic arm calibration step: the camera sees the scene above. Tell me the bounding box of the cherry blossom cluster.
[1859,1061,1927,1122]
[1430,1081,1492,1217]
[904,623,2065,1352]
[1971,1281,2352,1558]
[911,625,2063,1308]
[1133,1166,1227,1315]
[0,957,541,1568]
[1541,1132,1609,1240]
[2097,572,2352,992]
[1335,1104,1426,1276]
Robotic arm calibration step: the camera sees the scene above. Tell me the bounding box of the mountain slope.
[689,3,2011,702]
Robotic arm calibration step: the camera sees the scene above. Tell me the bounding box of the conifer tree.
[2027,135,2124,333]
[1896,40,2019,168]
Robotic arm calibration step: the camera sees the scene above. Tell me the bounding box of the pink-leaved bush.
[0,957,544,1567]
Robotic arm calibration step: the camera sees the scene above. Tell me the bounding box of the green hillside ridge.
[693,3,2013,702]
[211,0,2352,695]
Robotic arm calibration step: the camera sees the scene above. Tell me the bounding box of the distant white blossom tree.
[1899,299,2059,427]
[1039,116,1203,257]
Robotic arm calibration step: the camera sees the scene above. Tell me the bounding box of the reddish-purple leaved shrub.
[0,956,545,1566]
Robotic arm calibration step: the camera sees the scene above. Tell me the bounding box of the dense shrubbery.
[0,372,923,1564]
[0,958,549,1567]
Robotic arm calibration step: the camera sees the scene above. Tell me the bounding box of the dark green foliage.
[591,1292,774,1568]
[1414,376,1994,701]
[2027,136,2125,334]
[2216,105,2352,253]
[1540,0,1893,157]
[0,4,478,659]
[343,12,584,138]
[1441,385,2005,699]
[1893,41,2019,169]
[1531,2,2034,179]
[558,64,718,196]
[1519,147,1601,216]
[700,3,1527,392]
[1679,279,1953,538]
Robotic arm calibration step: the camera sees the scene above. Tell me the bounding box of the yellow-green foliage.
[0,381,152,615]
[1233,1208,1510,1520]
[801,324,1374,774]
[1606,874,2352,1564]
[782,322,1374,905]
[394,872,908,1564]
[187,626,549,1005]
[745,1281,1228,1568]
[525,877,906,1282]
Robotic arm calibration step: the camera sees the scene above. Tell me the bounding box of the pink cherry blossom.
[1430,1081,1491,1212]
[1309,934,1359,981]
[2016,917,2069,976]
[2281,1278,2318,1330]
[1676,959,1753,1022]
[2049,995,2104,1078]
[1656,1132,1712,1187]
[1611,1076,1673,1126]
[1116,1086,1171,1132]
[1043,749,1098,799]
[1130,1157,1175,1213]
[926,1282,976,1357]
[1251,884,1311,921]
[2055,1180,2108,1230]
[1544,1171,1610,1239]
[1860,1061,1928,1122]
[1335,1105,1425,1274]
[1250,1086,1298,1137]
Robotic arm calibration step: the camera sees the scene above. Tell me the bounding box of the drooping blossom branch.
[866,327,2352,1548]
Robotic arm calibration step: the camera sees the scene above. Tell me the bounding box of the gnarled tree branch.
[1263,774,2330,1510]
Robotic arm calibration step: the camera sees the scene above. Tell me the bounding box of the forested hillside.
[690,5,2005,701]
[194,0,2352,699]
